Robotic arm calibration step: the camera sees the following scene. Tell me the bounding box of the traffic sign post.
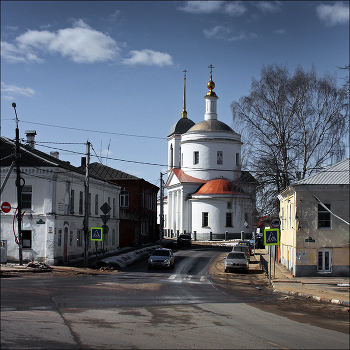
[91,227,103,241]
[264,228,280,285]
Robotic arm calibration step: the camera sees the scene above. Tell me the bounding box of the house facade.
[278,158,350,277]
[88,163,159,247]
[0,135,121,265]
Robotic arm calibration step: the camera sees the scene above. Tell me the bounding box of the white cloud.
[204,26,256,41]
[178,1,246,16]
[1,82,36,97]
[1,20,173,67]
[2,20,120,64]
[123,49,173,67]
[255,1,282,13]
[316,2,349,26]
[275,29,286,34]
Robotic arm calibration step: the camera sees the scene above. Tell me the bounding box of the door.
[317,249,332,273]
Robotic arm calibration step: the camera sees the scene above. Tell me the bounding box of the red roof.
[166,169,207,187]
[194,178,244,195]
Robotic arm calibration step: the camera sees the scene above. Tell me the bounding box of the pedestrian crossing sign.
[91,227,103,241]
[264,228,279,246]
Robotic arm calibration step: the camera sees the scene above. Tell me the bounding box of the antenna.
[106,139,111,166]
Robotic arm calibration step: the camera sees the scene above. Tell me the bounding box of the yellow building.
[278,159,349,277]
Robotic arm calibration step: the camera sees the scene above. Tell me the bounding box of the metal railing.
[260,255,269,276]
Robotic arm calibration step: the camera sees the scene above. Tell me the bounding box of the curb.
[272,285,350,306]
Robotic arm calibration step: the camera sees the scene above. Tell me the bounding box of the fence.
[260,254,269,276]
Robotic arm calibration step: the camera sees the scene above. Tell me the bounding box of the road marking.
[169,275,176,279]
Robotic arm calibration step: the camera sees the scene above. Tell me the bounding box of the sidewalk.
[256,249,350,306]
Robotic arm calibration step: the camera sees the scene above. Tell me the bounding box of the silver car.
[224,251,249,272]
[148,248,175,269]
[232,244,250,260]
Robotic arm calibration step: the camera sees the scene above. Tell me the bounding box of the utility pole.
[83,141,90,267]
[12,103,23,265]
[159,172,164,247]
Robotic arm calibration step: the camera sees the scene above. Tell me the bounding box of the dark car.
[148,248,175,269]
[177,234,192,247]
[232,244,250,260]
[238,240,252,254]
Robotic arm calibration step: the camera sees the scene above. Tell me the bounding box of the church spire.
[204,64,218,120]
[181,70,188,119]
[206,64,216,97]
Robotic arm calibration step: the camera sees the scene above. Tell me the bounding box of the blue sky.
[1,1,349,188]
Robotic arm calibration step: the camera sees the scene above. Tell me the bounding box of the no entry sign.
[1,202,11,213]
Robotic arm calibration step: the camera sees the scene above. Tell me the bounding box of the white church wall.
[181,135,242,181]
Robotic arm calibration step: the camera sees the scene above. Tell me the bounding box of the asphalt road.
[1,245,349,349]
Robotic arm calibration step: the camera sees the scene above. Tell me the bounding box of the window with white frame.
[120,190,129,207]
[77,229,83,246]
[70,190,75,214]
[317,249,332,272]
[69,230,73,246]
[79,191,83,214]
[58,229,62,246]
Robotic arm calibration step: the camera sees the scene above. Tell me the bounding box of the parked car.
[237,240,253,254]
[232,244,250,260]
[177,234,192,247]
[148,248,175,269]
[224,251,249,272]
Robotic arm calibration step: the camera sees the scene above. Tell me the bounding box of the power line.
[18,120,167,140]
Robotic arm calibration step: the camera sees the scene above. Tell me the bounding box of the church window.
[211,101,214,112]
[236,153,240,166]
[217,151,223,165]
[202,212,209,227]
[226,213,233,227]
[194,151,199,165]
[170,145,173,168]
[227,201,232,209]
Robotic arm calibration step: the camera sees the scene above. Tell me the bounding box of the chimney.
[50,151,59,159]
[25,130,37,149]
[296,171,301,181]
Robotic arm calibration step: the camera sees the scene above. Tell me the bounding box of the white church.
[160,67,258,241]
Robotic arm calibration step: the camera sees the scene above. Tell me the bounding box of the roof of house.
[88,162,141,181]
[293,158,349,186]
[0,136,79,172]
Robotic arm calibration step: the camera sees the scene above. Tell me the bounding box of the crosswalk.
[118,273,209,284]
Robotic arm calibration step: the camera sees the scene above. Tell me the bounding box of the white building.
[0,134,121,265]
[161,71,257,240]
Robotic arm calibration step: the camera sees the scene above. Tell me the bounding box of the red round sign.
[1,202,11,213]
[252,222,259,229]
[270,217,281,228]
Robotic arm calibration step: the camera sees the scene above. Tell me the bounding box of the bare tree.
[231,63,348,214]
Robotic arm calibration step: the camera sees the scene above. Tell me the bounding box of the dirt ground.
[209,251,349,334]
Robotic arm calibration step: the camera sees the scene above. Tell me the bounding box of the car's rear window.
[152,250,169,256]
[227,253,246,259]
[233,246,248,252]
[180,235,191,239]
